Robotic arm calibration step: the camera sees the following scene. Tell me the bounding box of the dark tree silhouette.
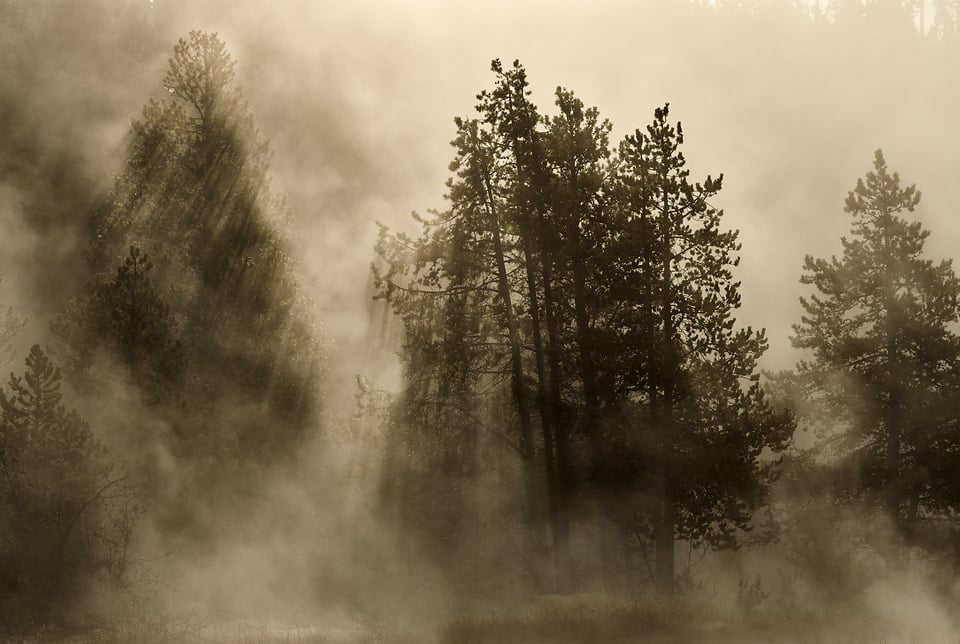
[790,150,960,562]
[609,104,793,596]
[54,246,184,399]
[375,67,792,599]
[80,31,323,460]
[0,345,133,626]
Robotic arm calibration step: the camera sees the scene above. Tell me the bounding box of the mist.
[3,1,960,642]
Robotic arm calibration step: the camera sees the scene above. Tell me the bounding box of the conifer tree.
[791,150,960,555]
[54,246,183,398]
[74,31,323,459]
[0,346,132,620]
[375,61,573,590]
[373,113,543,585]
[611,105,793,595]
[376,74,793,598]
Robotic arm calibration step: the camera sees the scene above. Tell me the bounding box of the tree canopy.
[789,150,960,559]
[374,60,794,597]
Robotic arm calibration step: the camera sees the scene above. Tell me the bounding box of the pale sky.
[4,0,960,400]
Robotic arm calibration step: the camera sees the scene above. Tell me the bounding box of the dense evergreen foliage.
[61,31,324,462]
[786,150,960,561]
[1,30,327,632]
[609,105,794,593]
[375,62,794,596]
[0,345,135,628]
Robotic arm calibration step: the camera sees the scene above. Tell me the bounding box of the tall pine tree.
[75,31,323,460]
[611,105,793,596]
[791,150,960,560]
[0,346,133,624]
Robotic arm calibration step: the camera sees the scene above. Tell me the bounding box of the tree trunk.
[882,214,904,568]
[656,477,675,596]
[655,184,676,598]
[562,162,604,493]
[536,218,574,593]
[481,170,535,460]
[520,226,570,592]
[483,161,563,589]
[516,124,573,592]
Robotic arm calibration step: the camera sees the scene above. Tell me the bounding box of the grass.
[7,591,959,643]
[436,592,947,644]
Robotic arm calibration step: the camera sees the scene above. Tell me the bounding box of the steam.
[2,0,960,640]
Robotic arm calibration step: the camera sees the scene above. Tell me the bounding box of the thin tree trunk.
[563,164,603,466]
[481,164,555,588]
[571,224,602,461]
[655,185,675,598]
[882,215,903,569]
[481,170,535,459]
[514,123,573,592]
[536,218,574,592]
[565,184,614,590]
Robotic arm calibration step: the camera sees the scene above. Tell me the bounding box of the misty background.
[7,0,960,388]
[3,0,960,641]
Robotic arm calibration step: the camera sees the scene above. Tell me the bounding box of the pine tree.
[541,86,613,473]
[82,31,323,459]
[107,246,183,376]
[611,105,793,595]
[476,59,578,588]
[374,60,577,591]
[791,150,960,557]
[54,246,184,398]
[376,73,792,598]
[0,346,133,620]
[373,113,544,587]
[0,344,64,447]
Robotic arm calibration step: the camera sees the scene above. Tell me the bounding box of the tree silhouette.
[375,68,793,598]
[609,104,792,595]
[0,345,132,623]
[790,150,960,561]
[83,31,323,460]
[54,246,184,394]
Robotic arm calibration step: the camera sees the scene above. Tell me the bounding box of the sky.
[217,0,960,387]
[4,0,960,402]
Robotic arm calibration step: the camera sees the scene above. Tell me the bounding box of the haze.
[2,1,960,642]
